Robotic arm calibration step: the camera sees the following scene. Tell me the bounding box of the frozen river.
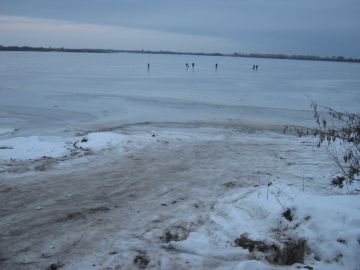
[1,52,360,270]
[0,51,359,136]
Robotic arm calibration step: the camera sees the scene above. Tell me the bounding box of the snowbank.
[0,136,69,160]
[74,132,128,151]
[0,132,130,161]
[171,183,360,269]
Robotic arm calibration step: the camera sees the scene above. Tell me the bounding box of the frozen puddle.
[0,124,359,270]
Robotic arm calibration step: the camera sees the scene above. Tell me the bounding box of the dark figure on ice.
[192,62,195,69]
[186,63,189,70]
[215,63,218,71]
[147,63,150,72]
[255,65,258,70]
[252,65,256,70]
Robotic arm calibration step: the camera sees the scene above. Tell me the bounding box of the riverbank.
[1,123,359,270]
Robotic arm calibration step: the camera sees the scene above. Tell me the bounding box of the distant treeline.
[1,45,359,63]
[0,45,115,54]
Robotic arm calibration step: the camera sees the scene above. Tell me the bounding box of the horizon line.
[1,45,359,64]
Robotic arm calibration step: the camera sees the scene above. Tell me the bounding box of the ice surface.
[1,52,359,137]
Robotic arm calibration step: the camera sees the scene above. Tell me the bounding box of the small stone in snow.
[282,208,293,222]
[48,264,58,270]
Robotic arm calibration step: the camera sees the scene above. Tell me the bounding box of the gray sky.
[0,0,359,57]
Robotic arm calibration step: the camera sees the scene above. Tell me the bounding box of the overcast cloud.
[0,0,359,57]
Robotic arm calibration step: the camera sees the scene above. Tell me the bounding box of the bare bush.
[284,102,360,186]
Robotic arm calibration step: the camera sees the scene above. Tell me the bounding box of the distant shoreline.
[1,45,359,64]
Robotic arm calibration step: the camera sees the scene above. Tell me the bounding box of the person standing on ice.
[192,62,195,70]
[215,63,218,71]
[147,63,150,72]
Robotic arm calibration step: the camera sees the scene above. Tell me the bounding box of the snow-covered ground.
[1,125,359,270]
[0,52,360,269]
